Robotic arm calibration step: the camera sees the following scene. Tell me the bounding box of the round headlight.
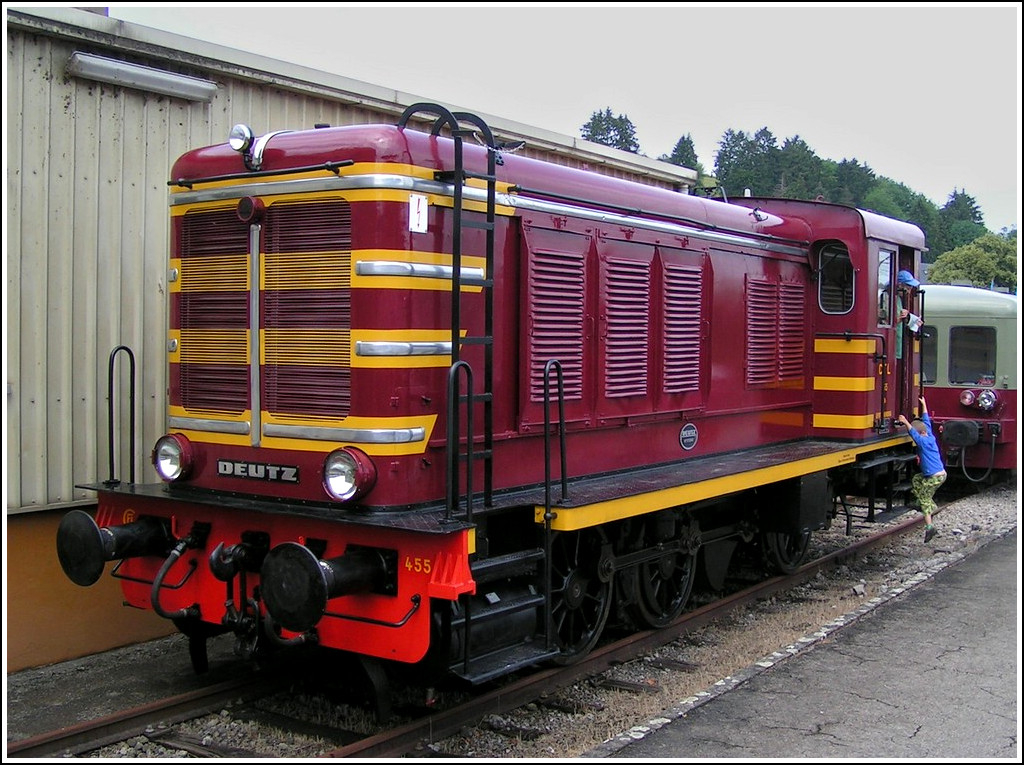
[323,447,376,502]
[976,389,997,411]
[228,123,254,153]
[153,434,193,481]
[959,390,976,407]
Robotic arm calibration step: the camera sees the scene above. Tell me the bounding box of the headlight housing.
[959,388,998,411]
[152,433,194,482]
[323,447,376,502]
[976,389,998,411]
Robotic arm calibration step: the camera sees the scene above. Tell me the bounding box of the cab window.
[877,250,894,326]
[818,244,853,314]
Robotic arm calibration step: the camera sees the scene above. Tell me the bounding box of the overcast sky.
[108,3,1021,234]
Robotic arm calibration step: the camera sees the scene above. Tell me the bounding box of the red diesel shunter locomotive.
[57,104,926,698]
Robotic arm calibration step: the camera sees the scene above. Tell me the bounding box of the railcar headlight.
[152,434,194,481]
[323,447,376,502]
[976,389,997,411]
[959,390,976,407]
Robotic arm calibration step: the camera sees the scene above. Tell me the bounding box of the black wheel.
[762,530,811,575]
[632,547,697,629]
[549,529,612,664]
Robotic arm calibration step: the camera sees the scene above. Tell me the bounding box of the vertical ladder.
[399,105,563,683]
[398,103,497,519]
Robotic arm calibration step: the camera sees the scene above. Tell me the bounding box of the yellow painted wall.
[5,511,174,673]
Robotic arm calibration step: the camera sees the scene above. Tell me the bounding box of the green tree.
[927,234,1017,291]
[623,115,1002,249]
[749,127,780,195]
[941,188,984,225]
[660,133,699,168]
[713,127,779,198]
[947,219,990,249]
[581,108,640,153]
[829,159,876,207]
[904,194,942,263]
[713,128,751,197]
[775,136,828,199]
[862,185,904,220]
[859,178,942,259]
[932,189,988,254]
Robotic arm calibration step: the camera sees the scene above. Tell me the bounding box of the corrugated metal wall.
[6,9,694,516]
[4,29,401,514]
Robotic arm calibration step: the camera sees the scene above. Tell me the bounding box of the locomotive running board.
[508,437,912,532]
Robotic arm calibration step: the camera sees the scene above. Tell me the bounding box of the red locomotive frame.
[58,104,928,693]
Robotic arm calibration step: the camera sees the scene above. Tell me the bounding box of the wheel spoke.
[629,516,697,629]
[548,530,611,664]
[763,530,811,574]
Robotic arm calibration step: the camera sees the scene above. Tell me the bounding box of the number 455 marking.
[404,556,432,574]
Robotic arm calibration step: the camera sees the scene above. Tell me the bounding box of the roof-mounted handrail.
[397,102,461,136]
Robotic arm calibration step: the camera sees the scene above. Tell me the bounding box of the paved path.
[592,529,1019,759]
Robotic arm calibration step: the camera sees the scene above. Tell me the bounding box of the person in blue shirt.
[897,396,947,542]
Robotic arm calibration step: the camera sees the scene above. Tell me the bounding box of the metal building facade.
[6,7,696,516]
[5,7,695,670]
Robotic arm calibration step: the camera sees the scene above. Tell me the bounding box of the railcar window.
[948,326,997,385]
[920,326,937,383]
[818,244,853,313]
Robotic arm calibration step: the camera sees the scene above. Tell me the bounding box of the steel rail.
[6,674,284,759]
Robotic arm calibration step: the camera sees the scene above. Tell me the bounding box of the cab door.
[877,248,916,424]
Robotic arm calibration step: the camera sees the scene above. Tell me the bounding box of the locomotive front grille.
[175,199,353,424]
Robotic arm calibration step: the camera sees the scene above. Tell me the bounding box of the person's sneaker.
[924,525,936,543]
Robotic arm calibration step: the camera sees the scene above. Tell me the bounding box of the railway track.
[8,483,1007,759]
[5,674,285,758]
[12,479,1011,761]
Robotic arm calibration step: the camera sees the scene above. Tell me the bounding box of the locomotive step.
[853,452,919,471]
[450,641,561,686]
[449,591,545,629]
[470,548,546,584]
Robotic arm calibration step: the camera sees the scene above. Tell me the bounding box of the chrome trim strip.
[492,191,807,257]
[170,173,806,257]
[355,260,486,283]
[249,224,262,447]
[356,341,452,356]
[170,174,426,205]
[262,424,426,443]
[169,416,251,435]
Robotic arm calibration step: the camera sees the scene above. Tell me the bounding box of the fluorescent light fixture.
[66,52,218,102]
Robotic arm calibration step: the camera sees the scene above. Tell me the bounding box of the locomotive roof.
[170,122,814,246]
[732,197,926,250]
[921,284,1019,319]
